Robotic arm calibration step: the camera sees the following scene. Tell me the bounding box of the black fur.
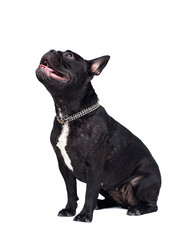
[36,49,161,222]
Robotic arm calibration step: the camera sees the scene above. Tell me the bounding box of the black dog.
[36,50,161,223]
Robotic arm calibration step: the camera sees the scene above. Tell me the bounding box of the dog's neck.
[51,83,98,118]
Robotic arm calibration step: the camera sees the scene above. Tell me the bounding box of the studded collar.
[56,101,100,125]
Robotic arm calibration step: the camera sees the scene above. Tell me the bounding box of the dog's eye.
[64,52,74,58]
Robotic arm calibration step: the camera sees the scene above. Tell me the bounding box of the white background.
[0,0,169,239]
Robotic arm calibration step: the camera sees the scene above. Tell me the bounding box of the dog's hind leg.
[127,173,161,216]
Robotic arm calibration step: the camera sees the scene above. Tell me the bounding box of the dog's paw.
[58,208,76,217]
[127,208,141,216]
[73,213,92,223]
[127,204,158,216]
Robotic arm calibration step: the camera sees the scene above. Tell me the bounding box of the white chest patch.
[56,122,73,171]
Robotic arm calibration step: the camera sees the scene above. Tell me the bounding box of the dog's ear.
[87,55,110,76]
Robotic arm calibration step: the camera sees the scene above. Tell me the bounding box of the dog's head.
[36,50,110,92]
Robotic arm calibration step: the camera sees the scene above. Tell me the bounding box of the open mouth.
[39,60,69,82]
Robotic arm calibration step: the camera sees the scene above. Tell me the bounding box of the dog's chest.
[56,123,73,171]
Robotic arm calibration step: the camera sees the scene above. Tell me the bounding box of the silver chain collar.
[56,101,100,125]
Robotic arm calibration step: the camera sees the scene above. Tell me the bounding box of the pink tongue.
[39,64,67,81]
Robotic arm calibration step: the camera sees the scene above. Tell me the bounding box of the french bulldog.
[36,49,161,223]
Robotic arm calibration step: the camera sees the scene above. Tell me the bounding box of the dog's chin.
[37,65,70,83]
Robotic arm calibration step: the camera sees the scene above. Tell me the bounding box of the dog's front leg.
[57,160,78,217]
[74,165,102,223]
